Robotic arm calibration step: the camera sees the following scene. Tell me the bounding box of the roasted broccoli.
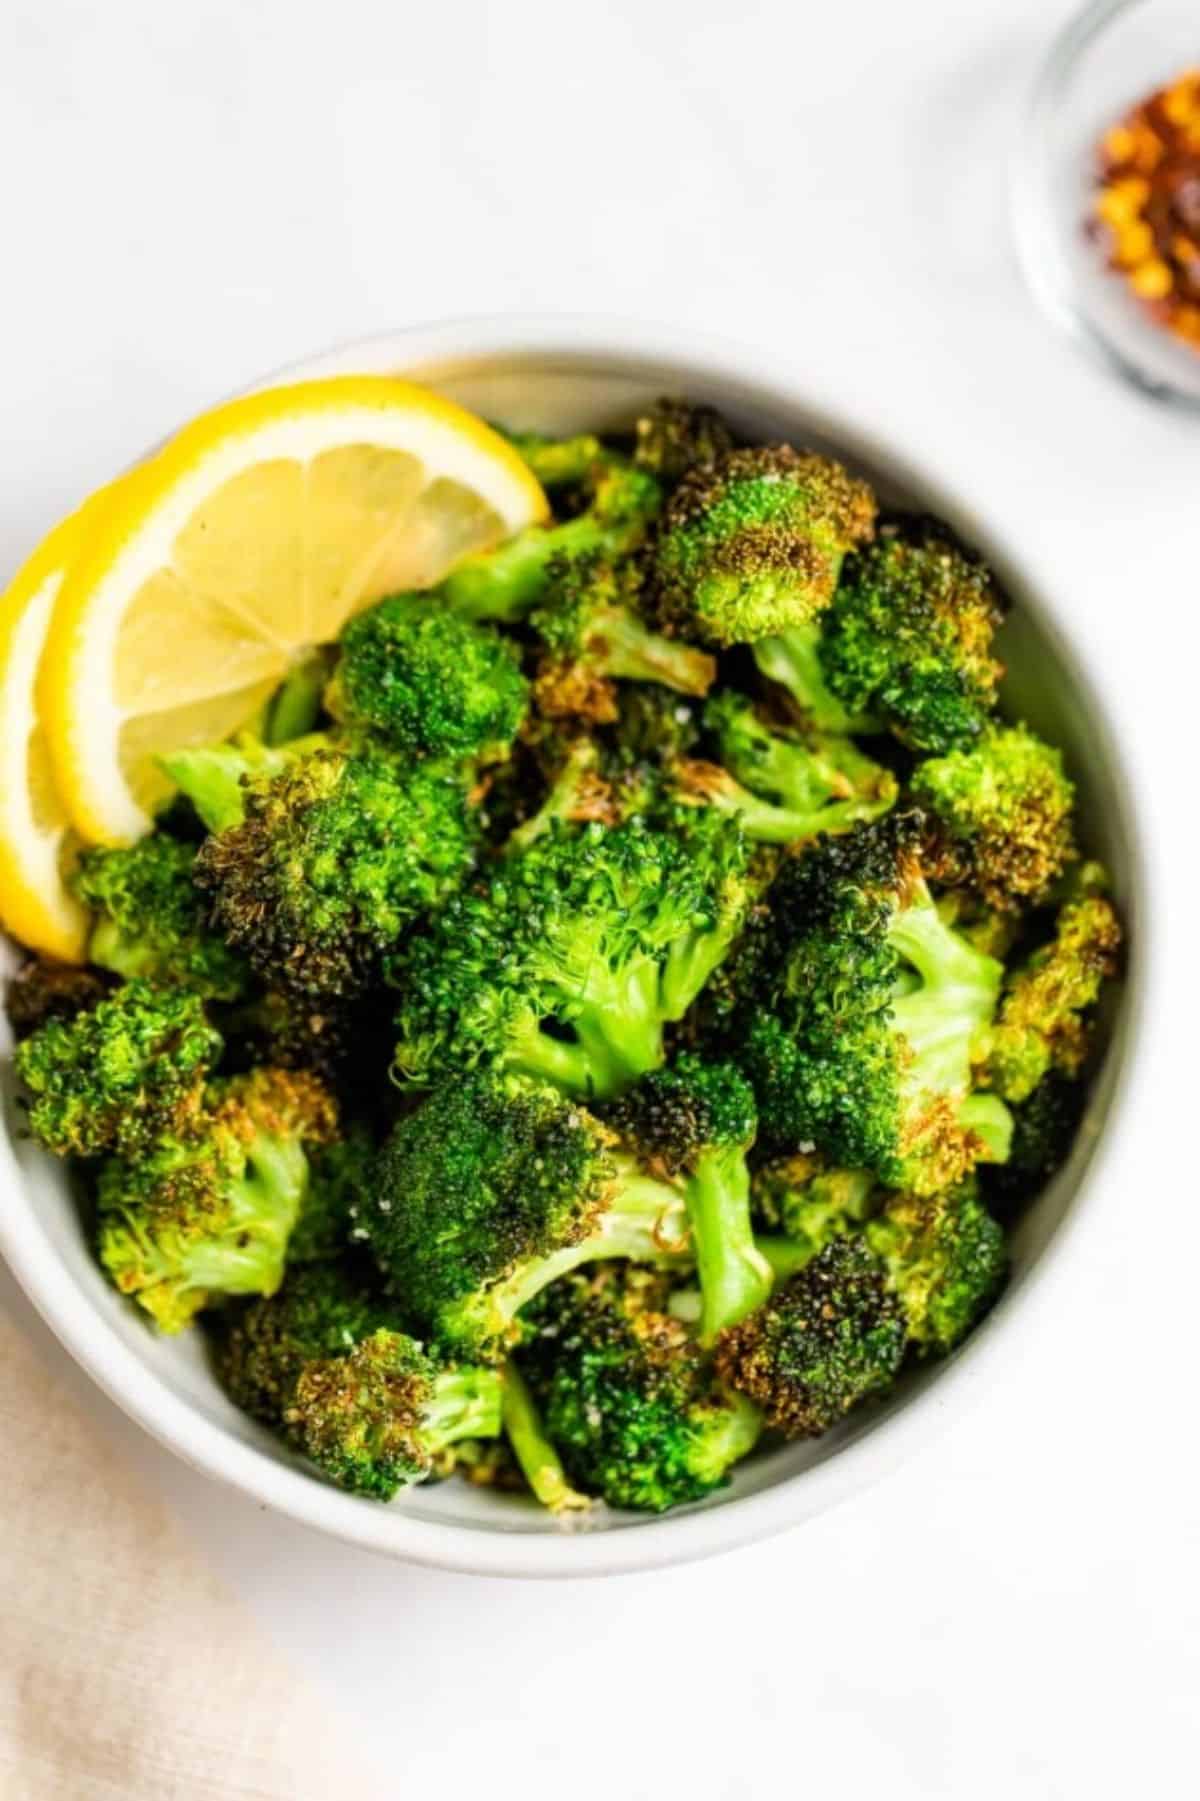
[912,723,1076,908]
[608,1055,770,1340]
[670,689,897,844]
[161,731,325,833]
[750,1153,876,1253]
[865,1181,1007,1354]
[328,595,529,757]
[715,1235,906,1436]
[982,1071,1086,1211]
[730,814,1013,1190]
[651,445,876,648]
[5,957,109,1040]
[518,1266,762,1511]
[96,1067,336,1331]
[71,835,247,1000]
[531,551,715,722]
[391,813,754,1099]
[15,979,221,1159]
[986,887,1121,1103]
[633,397,736,486]
[196,740,478,1001]
[213,1259,392,1423]
[361,1071,689,1361]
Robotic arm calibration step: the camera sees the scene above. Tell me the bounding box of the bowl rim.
[0,314,1150,1578]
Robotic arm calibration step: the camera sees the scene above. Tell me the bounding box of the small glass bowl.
[1013,0,1200,409]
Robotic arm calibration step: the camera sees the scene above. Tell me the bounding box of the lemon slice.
[43,377,548,844]
[0,488,122,961]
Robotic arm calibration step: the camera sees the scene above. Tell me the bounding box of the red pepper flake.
[1092,67,1200,348]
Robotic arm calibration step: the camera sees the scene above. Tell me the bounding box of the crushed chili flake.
[1091,66,1200,349]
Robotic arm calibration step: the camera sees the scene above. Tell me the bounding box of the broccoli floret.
[391,813,754,1099]
[196,741,478,1001]
[213,1260,391,1424]
[5,957,109,1040]
[518,1266,762,1511]
[650,445,876,648]
[160,731,326,833]
[982,1072,1086,1211]
[71,835,247,1001]
[986,891,1121,1103]
[436,453,662,623]
[670,690,897,844]
[752,623,879,734]
[361,1072,689,1361]
[865,1182,1007,1354]
[507,431,608,489]
[288,1328,503,1500]
[530,552,716,722]
[633,398,736,486]
[287,1119,377,1263]
[911,724,1076,909]
[96,1068,337,1331]
[715,1235,906,1436]
[731,815,1013,1190]
[750,1152,876,1251]
[818,523,1005,752]
[15,979,221,1159]
[328,596,529,757]
[608,1055,770,1341]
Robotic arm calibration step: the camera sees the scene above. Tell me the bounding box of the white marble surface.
[2,1,1198,1795]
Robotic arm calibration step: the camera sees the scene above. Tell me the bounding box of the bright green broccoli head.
[96,1067,337,1332]
[518,1266,762,1511]
[866,1182,1007,1355]
[391,813,754,1100]
[530,550,715,723]
[820,524,1005,753]
[650,445,876,648]
[729,814,1012,1192]
[362,1071,688,1361]
[287,1328,504,1500]
[608,1053,768,1341]
[15,979,221,1159]
[196,741,479,1001]
[715,1234,906,1436]
[329,595,529,757]
[671,689,898,844]
[633,397,736,486]
[71,834,247,1000]
[911,723,1076,909]
[986,891,1121,1103]
[212,1260,392,1425]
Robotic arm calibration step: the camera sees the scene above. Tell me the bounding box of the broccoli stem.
[591,608,715,697]
[753,624,877,733]
[685,1150,773,1341]
[438,516,624,624]
[959,1092,1014,1164]
[506,741,603,855]
[501,1363,593,1513]
[889,894,1005,1096]
[682,769,893,845]
[755,1236,820,1283]
[508,961,668,1099]
[265,651,331,745]
[509,432,607,488]
[422,1367,506,1452]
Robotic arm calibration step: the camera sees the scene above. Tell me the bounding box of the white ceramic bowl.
[0,319,1145,1577]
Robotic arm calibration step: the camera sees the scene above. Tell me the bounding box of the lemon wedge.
[0,488,124,962]
[43,377,547,843]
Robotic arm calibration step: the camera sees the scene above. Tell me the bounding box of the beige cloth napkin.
[0,1309,388,1801]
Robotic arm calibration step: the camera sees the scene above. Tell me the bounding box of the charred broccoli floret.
[196,741,478,1001]
[518,1266,762,1511]
[361,1072,689,1361]
[982,1072,1086,1211]
[670,690,897,844]
[633,397,736,486]
[986,888,1121,1102]
[391,813,754,1099]
[608,1055,770,1341]
[715,1235,905,1436]
[5,957,109,1040]
[213,1260,391,1424]
[71,835,247,1000]
[96,1068,336,1331]
[865,1181,1007,1354]
[15,979,221,1159]
[730,814,1013,1189]
[161,731,325,833]
[817,523,1005,752]
[912,724,1076,908]
[328,596,529,757]
[530,551,715,722]
[650,445,875,648]
[437,452,662,623]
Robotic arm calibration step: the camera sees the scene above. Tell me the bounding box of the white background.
[3,1,1199,1796]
